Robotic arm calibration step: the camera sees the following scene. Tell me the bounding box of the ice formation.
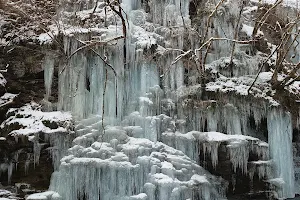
[6,0,297,199]
[249,160,272,181]
[267,109,295,198]
[162,131,269,173]
[0,103,74,184]
[48,119,227,200]
[43,53,55,111]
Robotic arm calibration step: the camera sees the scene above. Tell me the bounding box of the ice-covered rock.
[0,102,74,185]
[49,122,228,200]
[26,191,61,200]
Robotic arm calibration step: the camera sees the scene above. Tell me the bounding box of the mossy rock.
[0,122,23,137]
[42,120,58,129]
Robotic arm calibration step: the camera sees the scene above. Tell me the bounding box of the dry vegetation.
[0,0,58,44]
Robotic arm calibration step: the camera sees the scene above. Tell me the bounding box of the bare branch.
[89,48,117,77]
[92,0,100,13]
[67,35,124,60]
[195,37,257,55]
[252,0,283,37]
[171,50,192,65]
[280,62,300,86]
[202,0,226,43]
[203,41,212,69]
[247,44,282,94]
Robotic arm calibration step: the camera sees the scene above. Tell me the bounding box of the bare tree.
[249,2,300,92]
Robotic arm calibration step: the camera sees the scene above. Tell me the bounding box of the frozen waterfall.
[28,0,300,199]
[268,109,295,199]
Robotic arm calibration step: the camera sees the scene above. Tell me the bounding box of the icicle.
[44,132,74,170]
[267,109,295,198]
[248,167,255,192]
[231,174,236,193]
[0,163,7,178]
[8,162,13,184]
[252,141,269,160]
[58,36,124,121]
[13,150,21,171]
[202,142,220,169]
[249,160,272,180]
[33,140,41,167]
[207,104,219,132]
[49,136,227,200]
[224,104,242,135]
[24,153,31,175]
[161,131,198,163]
[150,0,190,27]
[43,53,55,104]
[227,140,249,174]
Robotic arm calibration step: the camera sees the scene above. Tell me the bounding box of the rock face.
[0,103,73,199]
[0,0,299,200]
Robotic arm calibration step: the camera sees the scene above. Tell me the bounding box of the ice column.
[224,104,242,135]
[267,109,295,198]
[44,53,55,100]
[58,36,124,121]
[43,53,55,111]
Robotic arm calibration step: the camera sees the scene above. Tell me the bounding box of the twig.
[277,29,300,67]
[247,44,281,94]
[102,69,108,133]
[89,48,117,76]
[252,0,283,37]
[202,0,226,43]
[203,40,212,69]
[99,68,108,148]
[60,37,121,75]
[67,36,124,60]
[171,50,191,65]
[92,0,100,13]
[285,75,300,86]
[179,1,186,29]
[195,37,257,55]
[280,62,300,86]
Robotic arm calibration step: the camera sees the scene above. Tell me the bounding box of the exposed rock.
[0,103,74,197]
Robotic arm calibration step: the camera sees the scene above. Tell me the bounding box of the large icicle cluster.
[46,117,227,200]
[43,53,55,112]
[162,131,269,174]
[24,0,300,199]
[267,109,295,199]
[174,95,269,140]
